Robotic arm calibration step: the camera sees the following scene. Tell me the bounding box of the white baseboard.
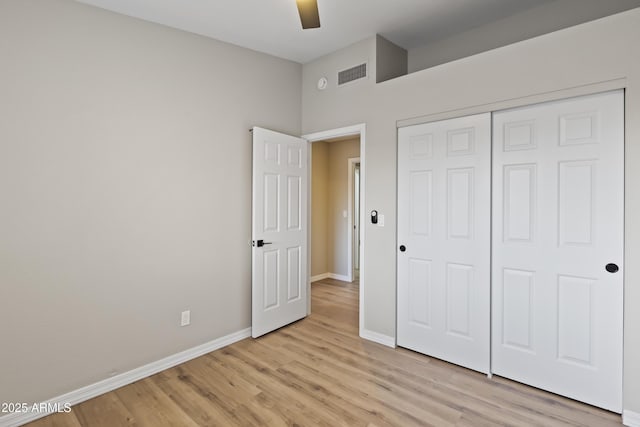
[624,410,640,427]
[311,273,330,282]
[360,328,396,348]
[0,328,251,427]
[311,273,351,283]
[329,273,351,282]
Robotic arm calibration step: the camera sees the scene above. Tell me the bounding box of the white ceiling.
[76,0,554,63]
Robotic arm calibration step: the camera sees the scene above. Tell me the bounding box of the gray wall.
[376,35,407,83]
[302,9,640,414]
[408,0,640,73]
[0,0,301,404]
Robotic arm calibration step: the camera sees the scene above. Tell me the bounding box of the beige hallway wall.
[311,138,360,279]
[327,138,360,277]
[311,141,329,277]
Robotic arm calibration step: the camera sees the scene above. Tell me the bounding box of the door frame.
[303,124,366,336]
[348,157,361,281]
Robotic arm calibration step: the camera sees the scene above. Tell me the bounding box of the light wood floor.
[28,278,622,426]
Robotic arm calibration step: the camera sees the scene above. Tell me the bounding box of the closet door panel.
[491,90,624,412]
[397,113,491,374]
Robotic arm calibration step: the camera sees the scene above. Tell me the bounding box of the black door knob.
[399,245,406,252]
[606,263,619,273]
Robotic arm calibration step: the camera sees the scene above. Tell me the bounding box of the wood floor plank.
[270,330,543,426]
[69,391,137,427]
[208,347,368,426]
[149,367,240,426]
[25,278,623,426]
[279,359,460,427]
[23,411,83,427]
[114,378,199,427]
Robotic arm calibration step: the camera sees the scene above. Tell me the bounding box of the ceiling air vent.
[338,63,367,86]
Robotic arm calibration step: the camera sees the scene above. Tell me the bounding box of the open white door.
[252,127,308,338]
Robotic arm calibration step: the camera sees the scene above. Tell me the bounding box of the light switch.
[181,310,191,326]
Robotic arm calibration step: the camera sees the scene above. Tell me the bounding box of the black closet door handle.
[606,263,619,273]
[399,245,406,252]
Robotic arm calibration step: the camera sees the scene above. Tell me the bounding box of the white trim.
[624,410,640,427]
[303,124,365,142]
[396,77,626,129]
[347,157,361,283]
[303,123,366,339]
[358,126,366,341]
[0,328,251,427]
[307,137,313,314]
[328,273,350,282]
[311,273,352,283]
[360,329,396,348]
[311,273,330,282]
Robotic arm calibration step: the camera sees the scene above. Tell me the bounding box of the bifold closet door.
[491,91,624,412]
[397,113,491,374]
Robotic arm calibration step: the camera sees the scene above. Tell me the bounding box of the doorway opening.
[303,124,366,335]
[309,136,360,283]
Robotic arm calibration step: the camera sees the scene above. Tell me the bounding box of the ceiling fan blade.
[296,0,320,29]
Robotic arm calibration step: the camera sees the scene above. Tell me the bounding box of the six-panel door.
[397,113,491,374]
[491,91,624,412]
[252,127,308,338]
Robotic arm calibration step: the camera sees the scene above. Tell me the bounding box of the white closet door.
[397,113,491,373]
[492,91,624,412]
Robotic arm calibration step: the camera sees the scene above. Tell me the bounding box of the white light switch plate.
[181,310,190,326]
